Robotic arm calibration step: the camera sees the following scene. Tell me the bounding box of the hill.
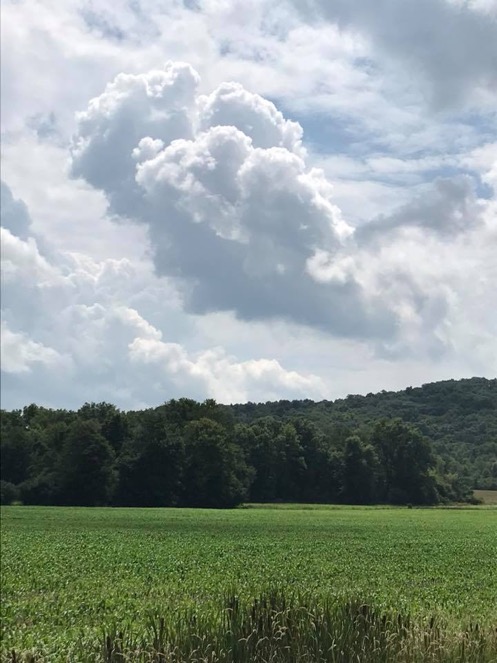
[228,377,497,490]
[1,378,495,508]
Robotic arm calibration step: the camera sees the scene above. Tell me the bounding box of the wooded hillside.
[1,378,495,507]
[228,377,497,490]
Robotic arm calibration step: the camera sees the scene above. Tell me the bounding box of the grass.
[1,505,497,661]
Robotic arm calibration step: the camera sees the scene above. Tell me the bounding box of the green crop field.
[1,505,497,662]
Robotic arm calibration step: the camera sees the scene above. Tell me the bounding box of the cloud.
[0,182,32,239]
[355,175,484,242]
[1,3,495,410]
[306,168,497,361]
[71,62,400,340]
[295,0,497,108]
[1,220,70,336]
[70,61,200,214]
[0,188,325,408]
[198,81,304,153]
[1,226,62,287]
[1,321,70,375]
[130,317,326,403]
[70,61,497,357]
[461,142,497,191]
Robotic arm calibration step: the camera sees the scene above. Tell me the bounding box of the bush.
[0,480,20,505]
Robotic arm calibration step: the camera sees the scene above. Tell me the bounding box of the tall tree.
[0,421,31,485]
[371,419,438,504]
[78,402,128,453]
[342,435,378,504]
[182,418,251,508]
[58,420,116,506]
[115,411,184,506]
[237,418,282,502]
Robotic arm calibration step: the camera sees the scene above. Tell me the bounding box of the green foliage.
[0,417,31,485]
[182,418,251,508]
[229,377,497,492]
[2,506,497,661]
[1,378,495,507]
[0,480,20,505]
[371,419,438,505]
[57,420,117,506]
[114,410,184,507]
[342,435,378,504]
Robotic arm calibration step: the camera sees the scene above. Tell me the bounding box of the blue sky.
[1,0,496,409]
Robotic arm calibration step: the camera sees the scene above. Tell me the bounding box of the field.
[1,505,497,662]
[474,490,497,505]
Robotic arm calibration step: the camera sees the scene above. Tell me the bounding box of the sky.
[1,0,496,411]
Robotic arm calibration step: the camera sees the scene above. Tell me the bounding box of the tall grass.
[7,592,496,663]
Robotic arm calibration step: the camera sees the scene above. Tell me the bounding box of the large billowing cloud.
[70,62,396,339]
[71,63,200,201]
[70,62,496,353]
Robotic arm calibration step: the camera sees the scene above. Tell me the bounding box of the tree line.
[229,378,497,491]
[1,397,473,507]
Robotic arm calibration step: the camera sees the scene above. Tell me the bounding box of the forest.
[1,378,496,508]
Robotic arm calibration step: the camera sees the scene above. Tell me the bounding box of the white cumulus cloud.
[71,62,398,340]
[1,322,70,375]
[0,188,325,407]
[1,2,495,409]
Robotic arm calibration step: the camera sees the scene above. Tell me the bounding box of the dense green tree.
[115,412,183,506]
[371,419,438,504]
[237,418,281,502]
[182,418,251,508]
[276,423,307,501]
[0,425,31,485]
[78,402,128,453]
[0,480,20,505]
[57,420,116,506]
[291,419,333,502]
[229,378,497,491]
[342,435,378,504]
[18,422,68,505]
[1,379,493,507]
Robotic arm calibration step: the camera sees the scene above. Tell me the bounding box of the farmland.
[1,505,497,661]
[474,490,497,505]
